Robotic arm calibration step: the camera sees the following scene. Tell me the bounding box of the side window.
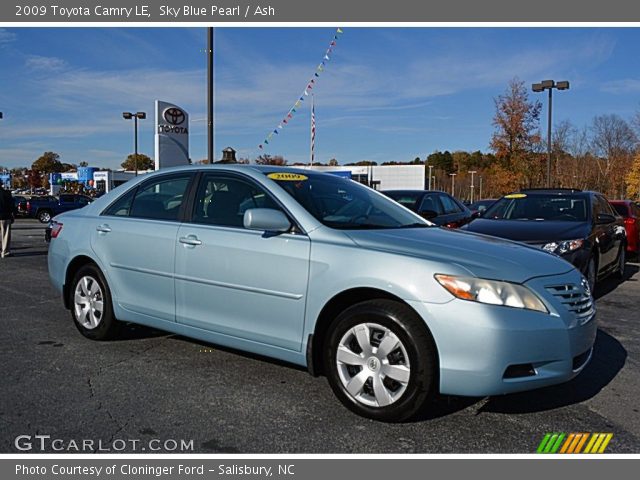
[419,194,444,215]
[192,175,280,228]
[594,196,614,217]
[103,175,191,220]
[439,194,462,214]
[103,188,136,217]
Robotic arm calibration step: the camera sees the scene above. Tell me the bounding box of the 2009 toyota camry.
[48,165,596,421]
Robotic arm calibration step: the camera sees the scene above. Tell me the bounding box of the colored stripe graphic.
[537,433,612,453]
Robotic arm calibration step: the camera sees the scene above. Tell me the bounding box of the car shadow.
[594,262,639,299]
[476,329,626,415]
[114,323,171,341]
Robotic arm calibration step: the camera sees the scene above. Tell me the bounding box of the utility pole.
[449,173,457,196]
[468,170,477,203]
[207,27,214,163]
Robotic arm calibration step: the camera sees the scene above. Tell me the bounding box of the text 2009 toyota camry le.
[48,166,596,421]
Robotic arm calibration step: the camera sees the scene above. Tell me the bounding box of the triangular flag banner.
[259,28,343,150]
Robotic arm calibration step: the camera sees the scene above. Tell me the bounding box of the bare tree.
[590,114,637,194]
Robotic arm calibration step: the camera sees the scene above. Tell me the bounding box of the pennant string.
[258,28,343,150]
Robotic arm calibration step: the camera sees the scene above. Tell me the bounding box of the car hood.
[344,227,574,283]
[463,219,589,243]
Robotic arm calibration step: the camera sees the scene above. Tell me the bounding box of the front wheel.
[70,264,120,340]
[323,299,437,422]
[615,245,626,279]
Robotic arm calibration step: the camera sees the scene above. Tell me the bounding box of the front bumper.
[409,269,597,397]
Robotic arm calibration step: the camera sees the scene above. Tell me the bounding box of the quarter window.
[103,175,191,221]
[439,194,462,214]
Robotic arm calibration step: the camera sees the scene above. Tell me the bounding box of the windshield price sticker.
[267,173,308,181]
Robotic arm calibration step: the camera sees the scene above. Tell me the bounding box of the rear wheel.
[70,264,120,340]
[37,210,52,223]
[323,299,437,422]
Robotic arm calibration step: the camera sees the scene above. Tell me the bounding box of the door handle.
[179,235,202,246]
[96,224,111,233]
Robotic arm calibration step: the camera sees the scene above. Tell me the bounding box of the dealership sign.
[154,100,189,169]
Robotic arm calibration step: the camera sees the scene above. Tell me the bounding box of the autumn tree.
[490,78,542,189]
[328,158,339,166]
[121,153,155,171]
[255,154,287,166]
[626,151,640,200]
[26,169,43,190]
[32,152,64,174]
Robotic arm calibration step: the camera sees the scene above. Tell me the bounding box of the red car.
[610,200,640,255]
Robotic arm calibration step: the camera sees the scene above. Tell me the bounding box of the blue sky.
[1,27,640,169]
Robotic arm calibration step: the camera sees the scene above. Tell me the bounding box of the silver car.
[48,166,597,421]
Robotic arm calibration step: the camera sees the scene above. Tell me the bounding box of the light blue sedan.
[48,166,597,421]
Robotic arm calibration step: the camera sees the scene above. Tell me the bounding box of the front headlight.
[434,274,548,313]
[542,239,584,255]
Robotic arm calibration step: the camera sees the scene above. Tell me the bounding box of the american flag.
[310,96,315,166]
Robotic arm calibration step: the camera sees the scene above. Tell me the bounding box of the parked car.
[48,166,596,421]
[25,194,93,223]
[463,189,626,290]
[382,190,474,227]
[609,200,640,257]
[468,198,497,216]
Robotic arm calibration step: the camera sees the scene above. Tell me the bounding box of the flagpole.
[310,94,315,167]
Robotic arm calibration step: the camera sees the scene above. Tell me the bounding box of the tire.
[615,245,626,280]
[323,299,437,422]
[69,264,120,340]
[37,210,52,223]
[585,254,597,293]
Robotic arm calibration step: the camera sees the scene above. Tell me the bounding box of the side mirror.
[596,213,615,225]
[419,209,438,220]
[243,208,291,233]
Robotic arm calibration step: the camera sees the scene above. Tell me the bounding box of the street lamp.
[122,111,146,176]
[479,176,483,200]
[532,79,570,188]
[428,164,434,190]
[449,173,457,196]
[468,170,477,203]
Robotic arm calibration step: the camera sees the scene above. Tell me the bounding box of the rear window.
[611,203,629,217]
[383,192,422,211]
[484,194,589,222]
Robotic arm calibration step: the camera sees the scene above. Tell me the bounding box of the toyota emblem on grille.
[163,107,185,126]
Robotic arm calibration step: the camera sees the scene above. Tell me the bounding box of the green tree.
[32,151,64,174]
[427,150,454,172]
[121,153,154,171]
[328,158,339,166]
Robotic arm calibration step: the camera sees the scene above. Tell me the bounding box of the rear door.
[174,172,311,351]
[90,173,194,322]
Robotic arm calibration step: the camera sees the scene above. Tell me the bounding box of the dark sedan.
[382,190,473,228]
[463,189,626,289]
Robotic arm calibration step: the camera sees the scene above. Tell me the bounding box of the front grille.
[545,283,595,320]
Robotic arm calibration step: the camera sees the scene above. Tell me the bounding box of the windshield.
[266,172,429,229]
[483,193,589,222]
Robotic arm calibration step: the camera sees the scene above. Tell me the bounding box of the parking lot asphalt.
[1,218,639,453]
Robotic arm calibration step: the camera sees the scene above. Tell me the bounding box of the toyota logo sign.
[163,107,185,126]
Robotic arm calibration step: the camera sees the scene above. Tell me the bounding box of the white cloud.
[600,78,640,94]
[25,55,67,71]
[0,28,16,46]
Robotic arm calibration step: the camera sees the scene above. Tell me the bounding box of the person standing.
[0,184,15,258]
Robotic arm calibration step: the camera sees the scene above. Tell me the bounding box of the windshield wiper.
[397,222,431,228]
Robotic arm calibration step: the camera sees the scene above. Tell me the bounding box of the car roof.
[381,189,447,194]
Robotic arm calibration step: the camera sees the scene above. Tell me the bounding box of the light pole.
[532,80,570,188]
[479,176,483,200]
[468,170,477,203]
[122,112,146,176]
[428,165,434,190]
[449,173,457,196]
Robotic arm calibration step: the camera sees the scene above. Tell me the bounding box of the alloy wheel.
[73,276,104,330]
